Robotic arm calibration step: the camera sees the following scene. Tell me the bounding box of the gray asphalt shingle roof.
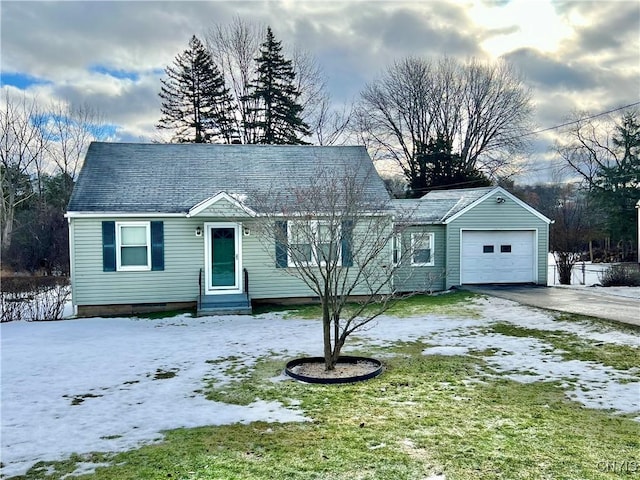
[67,142,391,214]
[393,186,496,224]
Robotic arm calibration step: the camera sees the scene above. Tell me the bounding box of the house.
[66,142,392,316]
[66,143,551,317]
[392,186,552,291]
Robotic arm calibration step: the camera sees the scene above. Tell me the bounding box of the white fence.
[547,253,609,286]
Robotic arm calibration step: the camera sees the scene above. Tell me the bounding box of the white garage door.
[461,230,536,284]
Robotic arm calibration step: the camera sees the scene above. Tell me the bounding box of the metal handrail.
[243,268,249,297]
[198,268,203,310]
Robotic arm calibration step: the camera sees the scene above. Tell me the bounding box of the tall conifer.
[157,35,236,143]
[245,27,310,144]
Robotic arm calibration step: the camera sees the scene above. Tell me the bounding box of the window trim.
[410,232,434,267]
[116,221,151,271]
[287,220,341,267]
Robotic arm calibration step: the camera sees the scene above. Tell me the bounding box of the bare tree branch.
[250,161,420,369]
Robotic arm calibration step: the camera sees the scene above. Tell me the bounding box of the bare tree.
[355,56,532,190]
[44,101,110,196]
[311,95,353,146]
[291,49,352,145]
[0,93,48,250]
[252,162,418,370]
[1,94,109,270]
[555,110,639,260]
[550,184,592,284]
[206,17,348,145]
[207,17,264,144]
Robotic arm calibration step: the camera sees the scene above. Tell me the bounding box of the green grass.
[252,290,479,320]
[489,323,640,372]
[8,294,640,480]
[12,345,639,480]
[554,312,640,334]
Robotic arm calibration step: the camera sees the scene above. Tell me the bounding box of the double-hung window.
[392,233,402,265]
[288,220,340,267]
[410,232,434,266]
[116,222,151,271]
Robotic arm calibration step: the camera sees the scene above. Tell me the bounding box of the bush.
[1,276,70,322]
[598,264,640,287]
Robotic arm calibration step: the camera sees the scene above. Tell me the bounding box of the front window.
[411,232,434,266]
[116,222,151,271]
[288,220,340,267]
[288,221,313,265]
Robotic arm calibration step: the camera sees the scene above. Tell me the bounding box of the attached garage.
[460,230,537,284]
[393,186,551,292]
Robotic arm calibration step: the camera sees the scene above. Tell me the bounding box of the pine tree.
[157,35,236,143]
[245,27,310,144]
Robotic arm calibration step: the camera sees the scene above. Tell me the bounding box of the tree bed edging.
[284,356,384,384]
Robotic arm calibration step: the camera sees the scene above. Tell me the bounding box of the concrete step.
[197,293,252,316]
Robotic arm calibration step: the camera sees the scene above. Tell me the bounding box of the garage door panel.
[461,230,535,284]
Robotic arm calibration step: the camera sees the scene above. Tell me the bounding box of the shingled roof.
[393,186,496,224]
[67,142,391,214]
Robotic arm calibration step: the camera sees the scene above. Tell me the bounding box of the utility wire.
[519,100,640,138]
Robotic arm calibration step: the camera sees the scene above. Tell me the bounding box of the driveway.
[465,285,640,327]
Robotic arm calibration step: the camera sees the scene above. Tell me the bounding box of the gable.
[188,192,255,218]
[444,187,551,225]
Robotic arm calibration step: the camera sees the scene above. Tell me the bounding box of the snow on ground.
[1,297,639,477]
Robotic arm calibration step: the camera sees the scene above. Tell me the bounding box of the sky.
[1,0,639,184]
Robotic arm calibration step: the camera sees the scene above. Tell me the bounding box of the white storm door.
[204,223,241,294]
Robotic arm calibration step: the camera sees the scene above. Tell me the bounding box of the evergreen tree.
[590,112,640,258]
[245,27,310,144]
[157,35,236,143]
[557,109,640,261]
[408,135,491,197]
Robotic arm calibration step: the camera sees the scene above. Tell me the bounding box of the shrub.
[598,263,640,287]
[1,276,70,322]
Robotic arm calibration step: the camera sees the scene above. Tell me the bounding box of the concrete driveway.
[465,285,640,327]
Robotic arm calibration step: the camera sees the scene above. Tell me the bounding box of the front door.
[205,223,241,294]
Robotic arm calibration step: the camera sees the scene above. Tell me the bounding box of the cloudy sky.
[1,0,639,183]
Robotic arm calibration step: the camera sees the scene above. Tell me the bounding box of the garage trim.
[459,228,539,285]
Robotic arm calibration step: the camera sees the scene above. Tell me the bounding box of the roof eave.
[65,211,186,219]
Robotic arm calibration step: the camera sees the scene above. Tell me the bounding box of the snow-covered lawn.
[1,297,639,477]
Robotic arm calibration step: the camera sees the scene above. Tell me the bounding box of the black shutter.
[102,221,116,272]
[341,220,354,267]
[275,221,288,268]
[151,221,164,271]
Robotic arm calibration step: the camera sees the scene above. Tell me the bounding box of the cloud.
[503,48,594,90]
[555,1,640,65]
[1,1,638,185]
[1,1,256,79]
